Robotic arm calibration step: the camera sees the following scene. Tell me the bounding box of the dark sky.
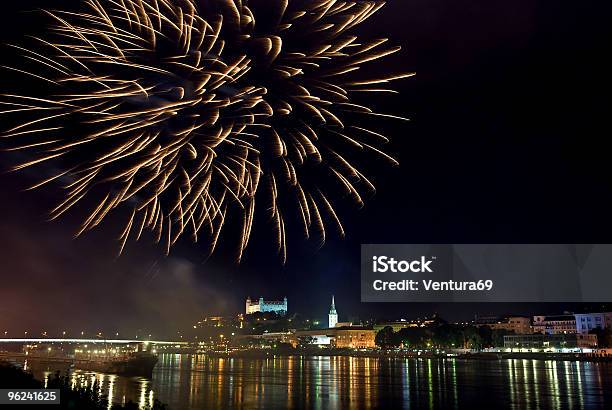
[1,0,612,339]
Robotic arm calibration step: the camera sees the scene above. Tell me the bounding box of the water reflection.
[25,354,612,409]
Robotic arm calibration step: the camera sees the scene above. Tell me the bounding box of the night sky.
[1,0,612,339]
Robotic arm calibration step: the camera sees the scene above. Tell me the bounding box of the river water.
[29,354,612,409]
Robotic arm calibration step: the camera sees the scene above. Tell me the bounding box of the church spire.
[328,295,338,328]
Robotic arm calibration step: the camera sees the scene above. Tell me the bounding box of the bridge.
[0,338,188,345]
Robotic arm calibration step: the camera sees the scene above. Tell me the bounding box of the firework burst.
[1,0,412,262]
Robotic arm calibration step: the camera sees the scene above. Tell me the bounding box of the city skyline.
[1,285,610,339]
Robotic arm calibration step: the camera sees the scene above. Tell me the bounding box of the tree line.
[374,324,514,350]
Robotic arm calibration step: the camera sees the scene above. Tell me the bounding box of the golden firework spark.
[1,0,413,262]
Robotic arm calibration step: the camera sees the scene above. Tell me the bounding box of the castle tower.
[328,295,338,328]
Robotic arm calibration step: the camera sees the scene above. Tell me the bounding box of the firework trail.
[1,0,412,262]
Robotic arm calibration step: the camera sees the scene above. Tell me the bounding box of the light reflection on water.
[27,354,612,409]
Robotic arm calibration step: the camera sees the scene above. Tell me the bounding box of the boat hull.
[75,354,158,377]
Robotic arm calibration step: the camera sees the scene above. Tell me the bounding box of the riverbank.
[0,361,167,409]
[203,348,612,362]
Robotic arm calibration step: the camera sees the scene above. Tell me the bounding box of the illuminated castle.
[245,296,288,315]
